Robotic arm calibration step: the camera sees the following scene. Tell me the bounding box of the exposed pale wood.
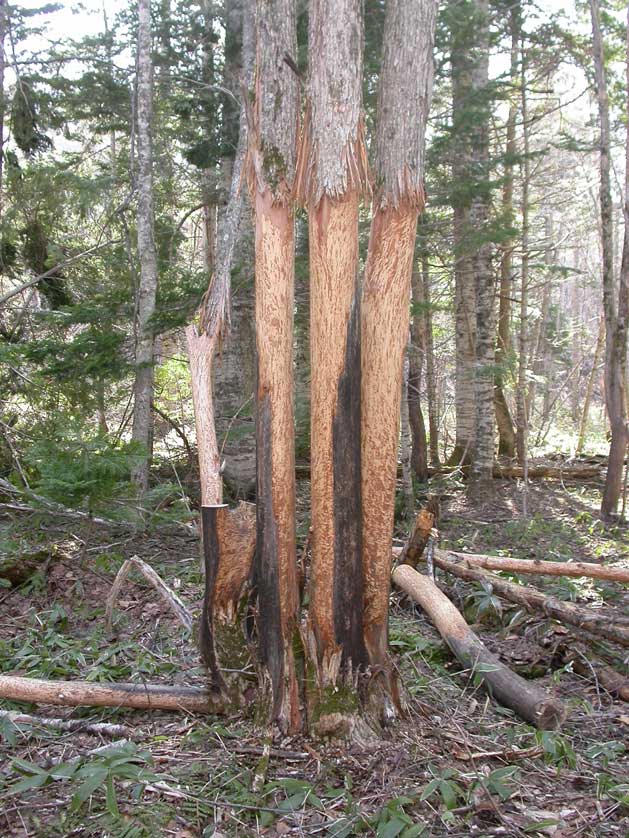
[185,326,221,506]
[445,550,629,584]
[361,0,437,670]
[246,0,301,734]
[392,565,566,729]
[431,548,629,647]
[398,500,439,569]
[0,675,225,713]
[105,555,193,633]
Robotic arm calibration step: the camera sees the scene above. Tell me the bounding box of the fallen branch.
[0,709,130,738]
[105,555,193,633]
[0,675,224,714]
[0,478,117,528]
[430,549,629,648]
[554,641,629,702]
[446,550,629,584]
[392,565,566,730]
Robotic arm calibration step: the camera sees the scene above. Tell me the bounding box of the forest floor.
[0,473,628,837]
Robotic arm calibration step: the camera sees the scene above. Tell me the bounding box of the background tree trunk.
[590,0,629,519]
[469,0,496,488]
[494,6,518,460]
[409,265,429,482]
[131,0,159,496]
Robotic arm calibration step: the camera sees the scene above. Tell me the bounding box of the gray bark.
[132,0,159,495]
[375,0,436,209]
[469,0,496,486]
[298,0,367,203]
[590,0,629,518]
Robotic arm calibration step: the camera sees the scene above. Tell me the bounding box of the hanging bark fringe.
[200,501,256,688]
[430,549,629,647]
[105,555,193,633]
[392,565,566,730]
[398,498,440,569]
[0,675,224,714]
[442,550,629,584]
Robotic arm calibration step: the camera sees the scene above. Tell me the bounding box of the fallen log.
[554,642,629,702]
[0,675,225,714]
[446,550,629,584]
[431,549,629,648]
[0,709,130,737]
[392,565,566,730]
[398,498,439,569]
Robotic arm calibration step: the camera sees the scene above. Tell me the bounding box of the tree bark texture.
[449,0,476,463]
[248,0,301,733]
[590,0,629,518]
[409,264,429,482]
[422,246,441,466]
[469,0,496,487]
[132,0,159,495]
[361,0,437,670]
[392,565,566,730]
[494,8,518,460]
[296,0,370,684]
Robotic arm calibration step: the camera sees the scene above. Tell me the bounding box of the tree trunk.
[422,243,441,466]
[409,265,429,482]
[494,7,518,460]
[590,0,629,519]
[361,0,437,678]
[296,0,370,732]
[0,0,6,222]
[131,0,159,496]
[247,0,301,734]
[469,0,496,488]
[577,318,605,455]
[449,0,480,465]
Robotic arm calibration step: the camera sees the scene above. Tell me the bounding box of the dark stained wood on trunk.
[253,392,284,713]
[332,290,367,669]
[200,502,256,690]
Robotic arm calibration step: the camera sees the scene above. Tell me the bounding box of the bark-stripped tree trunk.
[187,1,256,697]
[494,6,518,460]
[469,0,496,488]
[590,0,629,518]
[296,0,370,729]
[361,0,437,680]
[131,0,159,497]
[247,0,300,734]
